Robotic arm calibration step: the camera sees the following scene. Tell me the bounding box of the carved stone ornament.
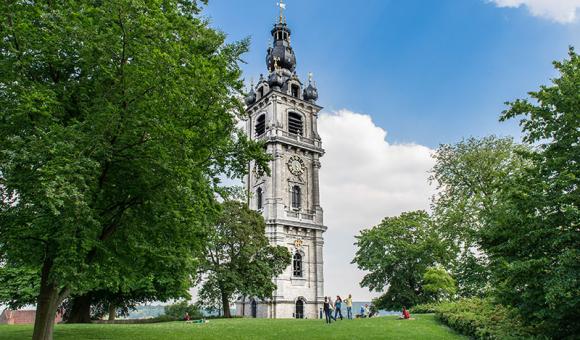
[287,156,305,176]
[294,239,303,249]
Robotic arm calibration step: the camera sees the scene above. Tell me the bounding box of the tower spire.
[277,0,286,24]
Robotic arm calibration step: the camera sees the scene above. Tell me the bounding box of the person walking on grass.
[329,297,336,321]
[323,297,332,324]
[345,294,353,319]
[334,296,343,320]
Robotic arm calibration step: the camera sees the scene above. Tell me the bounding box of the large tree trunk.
[33,259,66,340]
[108,304,116,321]
[67,294,92,323]
[221,292,231,318]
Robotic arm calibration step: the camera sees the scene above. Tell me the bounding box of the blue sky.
[204,0,579,148]
[203,1,579,300]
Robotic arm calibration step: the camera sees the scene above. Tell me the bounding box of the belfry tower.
[236,1,326,319]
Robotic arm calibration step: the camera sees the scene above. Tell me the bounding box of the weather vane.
[277,0,286,24]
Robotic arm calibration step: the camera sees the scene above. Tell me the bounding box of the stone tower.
[236,1,326,319]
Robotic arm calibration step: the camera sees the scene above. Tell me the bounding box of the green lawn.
[0,315,464,339]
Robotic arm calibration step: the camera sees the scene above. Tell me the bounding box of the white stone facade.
[236,87,326,320]
[236,6,325,319]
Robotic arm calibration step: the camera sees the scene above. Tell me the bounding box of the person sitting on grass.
[399,307,411,320]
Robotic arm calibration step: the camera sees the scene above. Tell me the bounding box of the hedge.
[411,298,536,339]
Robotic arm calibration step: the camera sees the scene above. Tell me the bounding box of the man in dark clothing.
[323,297,332,324]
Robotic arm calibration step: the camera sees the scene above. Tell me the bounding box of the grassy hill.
[0,314,463,339]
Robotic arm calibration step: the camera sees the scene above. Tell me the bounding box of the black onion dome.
[303,83,318,102]
[244,88,256,106]
[268,71,284,90]
[266,23,296,72]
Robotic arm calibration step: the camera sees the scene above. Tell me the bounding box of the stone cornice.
[245,89,323,114]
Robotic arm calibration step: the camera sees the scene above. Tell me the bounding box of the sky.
[203,0,580,301]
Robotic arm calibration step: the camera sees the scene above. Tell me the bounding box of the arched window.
[291,185,301,210]
[258,86,264,99]
[291,84,300,98]
[251,300,257,318]
[255,114,266,136]
[293,252,303,277]
[288,112,303,135]
[256,188,263,210]
[295,299,304,319]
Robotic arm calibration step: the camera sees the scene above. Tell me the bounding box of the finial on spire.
[277,0,286,24]
[308,72,313,84]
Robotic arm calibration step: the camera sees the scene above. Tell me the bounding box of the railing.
[286,211,299,218]
[279,131,315,145]
[285,210,315,220]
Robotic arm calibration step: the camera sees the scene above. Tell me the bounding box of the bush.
[409,302,440,314]
[432,298,535,339]
[163,301,203,320]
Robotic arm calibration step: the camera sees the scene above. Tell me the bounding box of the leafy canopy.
[481,47,580,338]
[0,0,268,338]
[429,136,527,297]
[422,266,456,302]
[353,211,453,310]
[197,200,291,317]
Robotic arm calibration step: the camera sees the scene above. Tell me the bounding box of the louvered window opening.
[288,113,303,135]
[255,115,266,136]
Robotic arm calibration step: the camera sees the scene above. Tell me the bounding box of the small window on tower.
[293,252,303,277]
[255,114,266,136]
[256,188,263,210]
[288,112,303,135]
[291,185,301,210]
[291,84,300,98]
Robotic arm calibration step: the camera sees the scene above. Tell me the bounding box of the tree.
[353,211,453,310]
[197,200,291,318]
[481,48,580,337]
[422,266,456,302]
[164,300,202,320]
[0,1,268,338]
[430,136,527,297]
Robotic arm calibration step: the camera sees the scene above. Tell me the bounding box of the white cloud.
[488,0,580,23]
[319,110,435,301]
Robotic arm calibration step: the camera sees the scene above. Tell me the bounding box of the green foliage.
[409,302,441,314]
[354,211,454,310]
[433,298,534,339]
[0,1,269,337]
[481,47,580,338]
[422,267,456,302]
[452,250,491,299]
[430,136,527,298]
[197,200,291,317]
[0,265,39,309]
[163,301,203,320]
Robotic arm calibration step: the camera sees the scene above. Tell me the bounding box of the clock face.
[287,156,304,176]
